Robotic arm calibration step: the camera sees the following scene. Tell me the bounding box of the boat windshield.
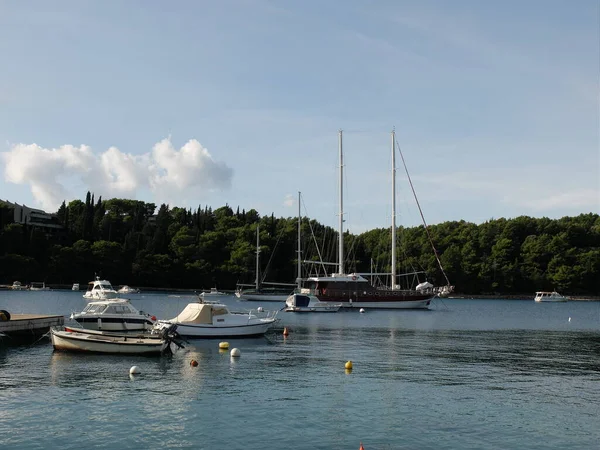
[83,304,108,314]
[105,304,136,314]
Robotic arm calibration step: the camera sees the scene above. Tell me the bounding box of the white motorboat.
[29,282,50,291]
[199,287,227,299]
[83,277,118,300]
[284,293,341,313]
[70,298,157,332]
[118,285,140,294]
[72,283,80,291]
[50,325,178,355]
[11,281,26,290]
[156,300,278,338]
[534,291,568,302]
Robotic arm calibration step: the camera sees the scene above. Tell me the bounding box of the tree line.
[0,194,598,295]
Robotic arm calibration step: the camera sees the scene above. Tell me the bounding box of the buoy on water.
[230,348,241,357]
[129,366,140,375]
[190,359,198,367]
[568,317,571,322]
[359,308,365,313]
[219,341,230,349]
[345,361,353,370]
[283,327,289,336]
[257,307,264,312]
[359,442,365,450]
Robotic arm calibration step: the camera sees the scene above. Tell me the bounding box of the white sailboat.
[299,130,451,309]
[235,225,296,302]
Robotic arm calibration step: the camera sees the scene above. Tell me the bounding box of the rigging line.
[261,225,286,285]
[300,195,328,275]
[395,140,451,287]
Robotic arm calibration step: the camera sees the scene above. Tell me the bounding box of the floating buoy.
[359,308,365,313]
[283,327,289,336]
[345,361,353,370]
[257,307,264,312]
[230,348,241,357]
[129,366,140,375]
[219,341,230,349]
[359,442,365,450]
[190,359,198,367]
[568,317,571,322]
[151,315,157,321]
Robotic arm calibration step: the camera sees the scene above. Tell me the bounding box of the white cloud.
[0,138,233,211]
[283,194,294,207]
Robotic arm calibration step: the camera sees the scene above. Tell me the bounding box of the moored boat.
[72,283,80,291]
[50,325,177,355]
[534,291,568,302]
[156,300,278,338]
[299,130,450,310]
[118,285,140,294]
[200,287,227,299]
[83,277,118,300]
[70,298,157,332]
[284,293,341,313]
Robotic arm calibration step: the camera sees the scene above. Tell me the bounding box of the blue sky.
[1,0,598,232]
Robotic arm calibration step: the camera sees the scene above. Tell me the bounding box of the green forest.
[1,194,598,296]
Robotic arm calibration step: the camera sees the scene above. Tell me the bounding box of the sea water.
[0,291,598,449]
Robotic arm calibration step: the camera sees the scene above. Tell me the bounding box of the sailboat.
[235,225,296,302]
[299,130,452,309]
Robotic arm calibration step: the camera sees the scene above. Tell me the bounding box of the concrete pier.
[0,314,64,341]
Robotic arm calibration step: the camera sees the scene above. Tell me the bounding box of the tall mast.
[255,224,260,290]
[391,129,397,290]
[297,191,302,289]
[338,129,344,275]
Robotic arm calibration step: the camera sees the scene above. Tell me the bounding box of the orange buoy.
[190,359,198,367]
[359,443,365,450]
[283,327,289,336]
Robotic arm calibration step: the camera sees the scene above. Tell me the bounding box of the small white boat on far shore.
[534,291,568,302]
[199,287,227,299]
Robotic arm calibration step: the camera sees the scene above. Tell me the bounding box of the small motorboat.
[70,298,157,332]
[29,282,50,291]
[156,300,278,338]
[534,291,568,302]
[284,293,341,313]
[83,277,118,300]
[51,324,180,355]
[199,287,227,299]
[72,283,80,291]
[118,285,140,294]
[11,281,26,290]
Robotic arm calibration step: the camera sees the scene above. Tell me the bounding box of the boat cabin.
[81,300,141,316]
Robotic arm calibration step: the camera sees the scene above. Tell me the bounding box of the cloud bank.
[1,138,233,211]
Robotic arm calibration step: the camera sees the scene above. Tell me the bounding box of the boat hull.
[285,305,340,313]
[51,329,168,354]
[161,320,276,338]
[315,295,433,309]
[236,292,289,302]
[534,298,567,302]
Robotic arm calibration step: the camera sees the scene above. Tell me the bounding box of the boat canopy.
[170,303,229,324]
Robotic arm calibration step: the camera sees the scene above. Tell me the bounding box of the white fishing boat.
[156,300,278,338]
[118,285,140,294]
[299,130,452,309]
[284,293,341,313]
[69,298,157,332]
[83,277,118,300]
[50,325,178,355]
[534,291,568,302]
[72,283,80,291]
[199,287,227,299]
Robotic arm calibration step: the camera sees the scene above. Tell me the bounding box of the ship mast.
[255,224,260,291]
[391,129,397,290]
[297,191,302,289]
[338,129,344,275]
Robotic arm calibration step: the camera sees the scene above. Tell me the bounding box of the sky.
[0,0,598,233]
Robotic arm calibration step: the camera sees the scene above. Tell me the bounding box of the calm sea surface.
[0,290,599,450]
